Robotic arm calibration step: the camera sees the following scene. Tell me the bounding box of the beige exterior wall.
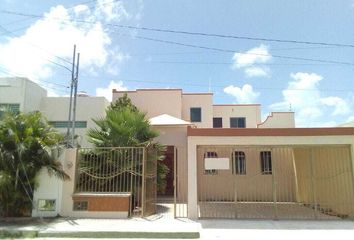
[213,105,261,128]
[197,147,296,202]
[113,90,183,118]
[182,94,213,128]
[293,147,354,218]
[40,96,109,147]
[187,135,354,219]
[258,112,295,128]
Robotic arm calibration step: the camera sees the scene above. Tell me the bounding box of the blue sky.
[1,0,354,127]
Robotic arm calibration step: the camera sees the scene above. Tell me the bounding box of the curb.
[38,231,200,239]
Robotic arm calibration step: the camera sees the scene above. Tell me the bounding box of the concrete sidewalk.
[2,218,354,239]
[0,217,201,239]
[1,202,354,239]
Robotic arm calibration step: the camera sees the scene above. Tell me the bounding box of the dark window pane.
[260,151,272,174]
[49,121,87,128]
[190,107,202,122]
[233,151,246,175]
[0,103,20,118]
[213,117,222,128]
[73,201,88,211]
[230,117,246,128]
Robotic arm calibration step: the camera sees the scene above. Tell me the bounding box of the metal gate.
[75,147,157,217]
[197,145,354,220]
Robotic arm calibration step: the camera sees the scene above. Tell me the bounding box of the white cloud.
[0,1,130,89]
[95,0,130,22]
[232,44,271,77]
[320,97,350,116]
[96,80,127,101]
[224,84,260,103]
[244,66,269,77]
[269,72,351,127]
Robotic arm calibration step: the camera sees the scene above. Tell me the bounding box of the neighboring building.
[2,77,353,220]
[0,77,109,147]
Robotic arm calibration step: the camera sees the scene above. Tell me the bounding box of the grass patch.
[0,230,38,238]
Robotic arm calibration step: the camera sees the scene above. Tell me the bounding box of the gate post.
[309,148,318,219]
[272,148,278,220]
[141,147,146,217]
[173,146,177,218]
[187,140,198,219]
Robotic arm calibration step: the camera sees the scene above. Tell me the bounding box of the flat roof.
[187,127,354,137]
[113,88,182,93]
[113,88,213,95]
[213,104,261,107]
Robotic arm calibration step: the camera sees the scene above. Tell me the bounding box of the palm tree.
[85,98,168,193]
[0,111,69,217]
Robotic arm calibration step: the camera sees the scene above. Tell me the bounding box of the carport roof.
[187,126,354,136]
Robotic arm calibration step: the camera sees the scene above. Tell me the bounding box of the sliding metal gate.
[197,145,354,220]
[75,147,157,217]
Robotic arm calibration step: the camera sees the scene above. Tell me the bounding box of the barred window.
[232,151,246,175]
[260,151,272,175]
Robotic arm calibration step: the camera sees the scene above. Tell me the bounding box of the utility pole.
[66,45,76,148]
[66,45,80,148]
[71,52,80,146]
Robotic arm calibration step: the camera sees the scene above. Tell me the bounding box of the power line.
[1,9,354,48]
[2,9,354,66]
[0,66,70,93]
[70,74,353,93]
[132,35,354,66]
[0,24,73,72]
[143,60,347,66]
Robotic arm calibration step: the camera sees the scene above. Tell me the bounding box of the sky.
[0,0,354,127]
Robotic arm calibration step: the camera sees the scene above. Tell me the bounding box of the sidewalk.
[0,204,200,239]
[1,204,354,239]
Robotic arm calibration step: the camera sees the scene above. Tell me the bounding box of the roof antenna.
[208,78,211,93]
[289,103,292,112]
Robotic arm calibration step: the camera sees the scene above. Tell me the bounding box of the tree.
[108,93,138,112]
[86,96,169,193]
[0,111,69,217]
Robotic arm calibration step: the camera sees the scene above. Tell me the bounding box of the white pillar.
[187,138,198,219]
[60,148,77,217]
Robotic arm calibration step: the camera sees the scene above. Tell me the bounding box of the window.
[213,117,222,128]
[38,199,56,211]
[0,103,20,118]
[190,107,202,122]
[73,201,88,211]
[204,151,218,175]
[49,121,87,128]
[232,151,246,175]
[260,151,272,175]
[230,117,246,128]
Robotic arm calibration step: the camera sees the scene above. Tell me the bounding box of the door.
[159,145,175,196]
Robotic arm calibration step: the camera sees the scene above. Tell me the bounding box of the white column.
[187,138,198,219]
